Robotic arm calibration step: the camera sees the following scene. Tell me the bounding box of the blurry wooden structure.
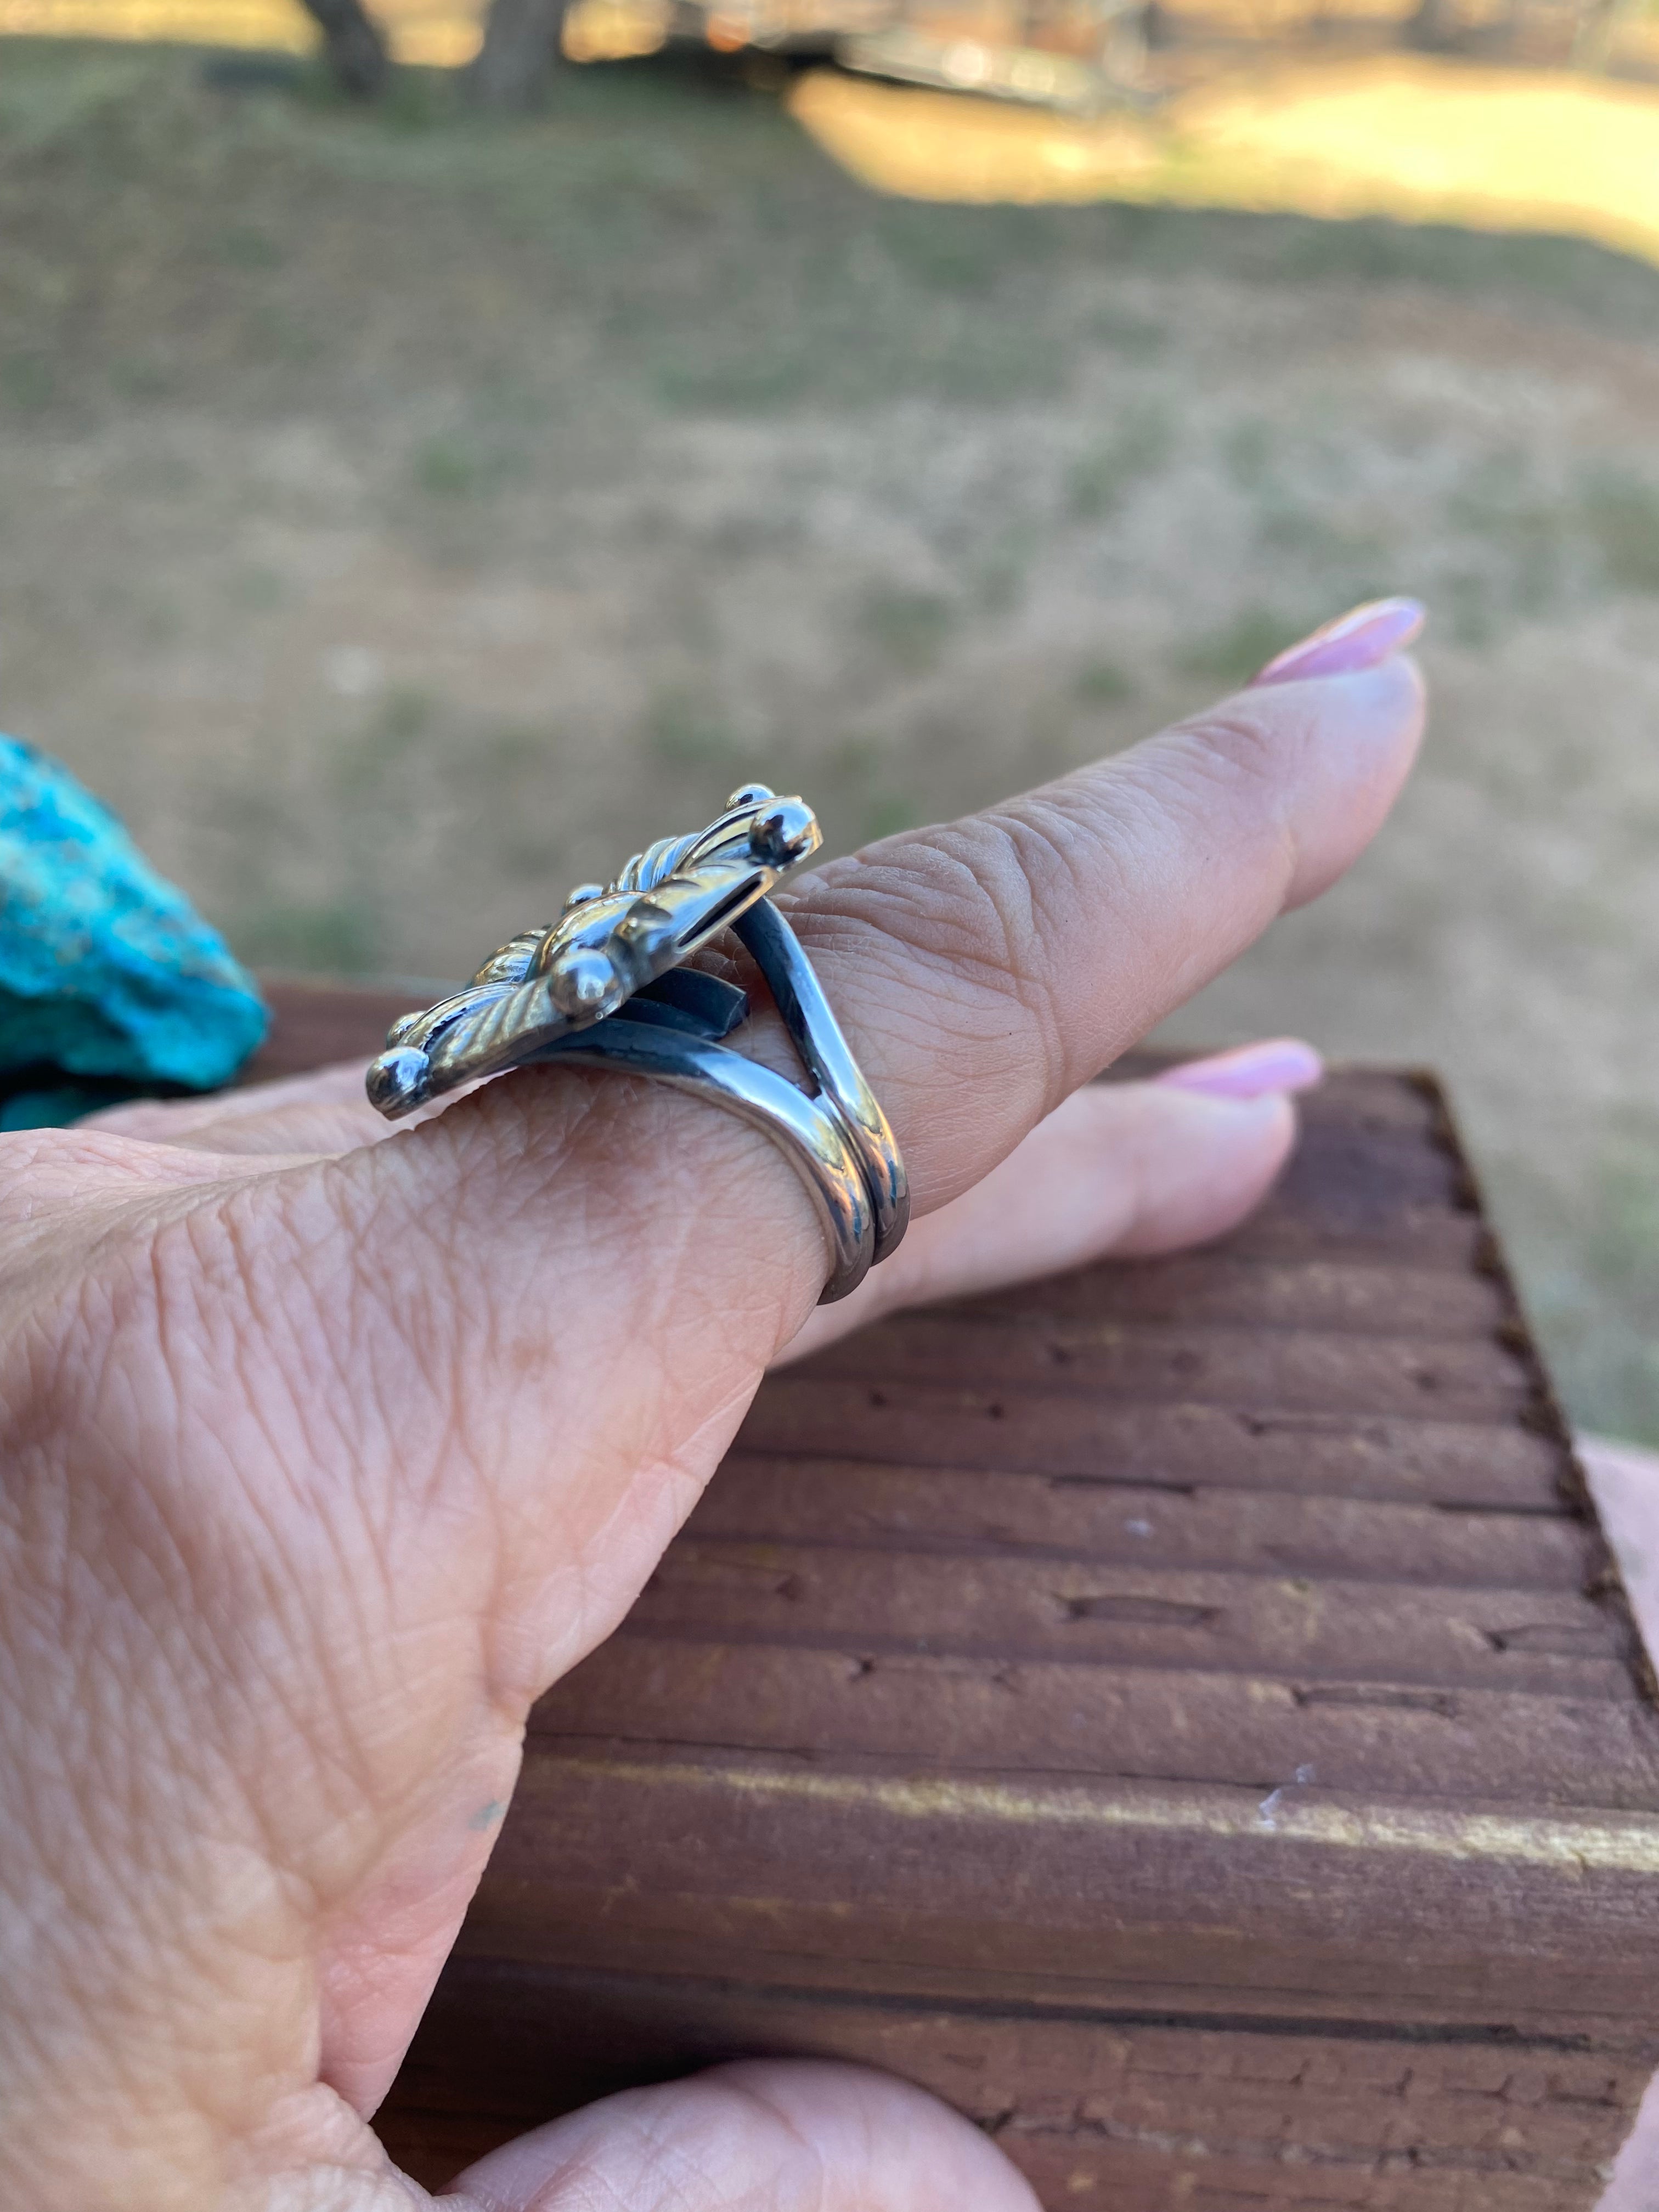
[566,0,1659,112]
[821,0,1651,112]
[250,980,1659,2210]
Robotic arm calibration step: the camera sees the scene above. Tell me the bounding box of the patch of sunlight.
[0,0,483,64]
[0,0,297,50]
[0,0,675,63]
[563,0,668,60]
[0,0,676,61]
[788,55,1659,269]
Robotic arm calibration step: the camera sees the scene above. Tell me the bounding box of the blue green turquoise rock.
[0,734,267,1128]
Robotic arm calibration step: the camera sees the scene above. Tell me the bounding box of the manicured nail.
[1250,598,1425,687]
[1155,1039,1324,1101]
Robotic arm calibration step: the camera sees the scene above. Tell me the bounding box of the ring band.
[364,785,907,1302]
[733,898,909,1268]
[529,1018,878,1302]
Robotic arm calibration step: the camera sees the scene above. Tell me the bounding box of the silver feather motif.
[365,783,820,1118]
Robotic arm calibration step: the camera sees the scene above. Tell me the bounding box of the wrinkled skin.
[0,652,1519,2212]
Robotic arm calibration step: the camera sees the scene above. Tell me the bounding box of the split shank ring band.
[364,785,909,1303]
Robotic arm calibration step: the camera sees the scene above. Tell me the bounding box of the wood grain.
[390,1963,1657,2212]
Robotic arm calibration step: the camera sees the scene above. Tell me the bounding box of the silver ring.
[733,898,909,1268]
[364,785,907,1303]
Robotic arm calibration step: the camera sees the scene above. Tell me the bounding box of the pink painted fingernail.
[1250,598,1425,687]
[1155,1039,1324,1100]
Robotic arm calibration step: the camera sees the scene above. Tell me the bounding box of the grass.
[236,898,382,972]
[641,687,746,770]
[860,589,957,676]
[7,41,1659,430]
[1074,659,1137,706]
[9,40,1659,1439]
[1582,474,1659,595]
[1175,608,1305,686]
[1068,402,1176,520]
[1538,1122,1659,1444]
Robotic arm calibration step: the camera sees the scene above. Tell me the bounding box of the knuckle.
[1174,699,1296,781]
[793,684,1318,1122]
[799,811,1080,1098]
[951,806,1090,1017]
[1162,699,1303,819]
[1148,703,1305,886]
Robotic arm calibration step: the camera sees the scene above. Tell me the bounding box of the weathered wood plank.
[244,978,411,1079]
[796,1314,1534,1420]
[620,1542,1638,1694]
[464,1744,1659,2035]
[529,1645,1659,1807]
[385,1964,1653,2209]
[687,1459,1594,1587]
[736,1386,1568,1508]
[955,1255,1510,1336]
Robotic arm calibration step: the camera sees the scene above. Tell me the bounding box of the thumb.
[444,2059,1040,2212]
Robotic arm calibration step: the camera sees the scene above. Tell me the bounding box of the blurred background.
[4,0,1659,1434]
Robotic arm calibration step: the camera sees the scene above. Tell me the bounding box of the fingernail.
[1155,1039,1324,1101]
[1250,598,1425,687]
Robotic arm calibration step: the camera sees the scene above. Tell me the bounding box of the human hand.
[0,604,1424,2210]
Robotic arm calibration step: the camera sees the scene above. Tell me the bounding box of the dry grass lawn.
[5,38,1659,1434]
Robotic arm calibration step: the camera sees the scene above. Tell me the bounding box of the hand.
[0,609,1425,2211]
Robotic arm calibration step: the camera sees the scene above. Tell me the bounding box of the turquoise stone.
[0,733,267,1125]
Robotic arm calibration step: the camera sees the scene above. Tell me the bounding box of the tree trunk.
[1402,0,1458,49]
[298,0,391,96]
[469,0,569,110]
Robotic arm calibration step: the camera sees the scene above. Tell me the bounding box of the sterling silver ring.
[364,783,909,1302]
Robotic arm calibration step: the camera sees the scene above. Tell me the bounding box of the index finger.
[781,643,1424,1210]
[265,621,1425,1682]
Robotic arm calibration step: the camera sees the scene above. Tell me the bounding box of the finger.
[320,650,1419,1639]
[780,647,1423,1211]
[778,1056,1312,1364]
[84,1059,459,1158]
[87,1059,386,1148]
[448,2058,1040,2212]
[369,640,1421,1314]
